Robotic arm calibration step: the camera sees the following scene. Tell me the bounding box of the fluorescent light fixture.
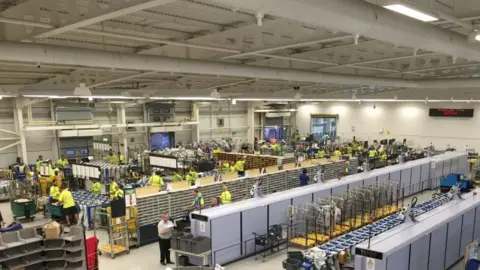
[231,99,237,105]
[254,109,297,112]
[151,96,225,101]
[22,95,142,100]
[236,98,480,103]
[23,95,67,99]
[384,4,438,22]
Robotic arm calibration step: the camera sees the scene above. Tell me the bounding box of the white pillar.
[13,101,28,164]
[117,106,128,159]
[247,102,255,145]
[50,100,59,161]
[142,103,149,148]
[192,102,200,142]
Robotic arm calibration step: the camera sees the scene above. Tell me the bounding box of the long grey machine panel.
[354,190,480,270]
[191,152,467,266]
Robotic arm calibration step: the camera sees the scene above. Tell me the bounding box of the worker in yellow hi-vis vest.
[104,151,118,164]
[56,155,69,169]
[234,156,246,177]
[220,185,232,204]
[118,151,126,165]
[149,171,164,186]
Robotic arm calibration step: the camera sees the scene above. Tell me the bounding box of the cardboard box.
[44,221,61,239]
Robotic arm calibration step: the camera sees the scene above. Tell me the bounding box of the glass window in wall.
[311,116,337,142]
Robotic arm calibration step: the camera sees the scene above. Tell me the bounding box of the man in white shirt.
[158,214,174,266]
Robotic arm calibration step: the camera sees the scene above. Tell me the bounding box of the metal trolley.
[93,208,130,259]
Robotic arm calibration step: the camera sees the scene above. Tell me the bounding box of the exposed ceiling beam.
[0,17,241,55]
[206,79,257,90]
[73,29,241,54]
[3,41,480,89]
[0,16,52,28]
[321,53,439,70]
[222,35,352,59]
[253,54,338,66]
[136,19,284,55]
[382,63,480,77]
[33,0,178,39]
[134,10,224,32]
[89,72,158,88]
[210,0,480,62]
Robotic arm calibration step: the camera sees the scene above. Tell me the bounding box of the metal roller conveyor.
[313,193,451,259]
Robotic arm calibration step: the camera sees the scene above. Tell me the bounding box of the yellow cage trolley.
[93,206,130,259]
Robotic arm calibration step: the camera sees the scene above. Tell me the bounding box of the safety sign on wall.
[366,258,375,270]
[124,188,137,207]
[199,221,206,232]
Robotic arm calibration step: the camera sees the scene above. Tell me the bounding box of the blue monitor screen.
[264,126,285,141]
[80,149,88,154]
[151,132,175,150]
[65,150,75,156]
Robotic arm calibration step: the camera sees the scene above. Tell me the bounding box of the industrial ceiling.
[0,0,480,100]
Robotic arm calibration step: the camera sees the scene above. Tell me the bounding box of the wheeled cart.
[93,208,130,259]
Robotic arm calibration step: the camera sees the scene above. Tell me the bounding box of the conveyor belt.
[317,193,451,257]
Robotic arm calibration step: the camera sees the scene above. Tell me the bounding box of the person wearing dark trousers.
[299,168,310,186]
[157,214,174,266]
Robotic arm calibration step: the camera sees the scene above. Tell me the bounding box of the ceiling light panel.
[384,4,438,22]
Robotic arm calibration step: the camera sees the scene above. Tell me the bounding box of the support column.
[142,103,149,149]
[13,100,28,164]
[290,103,298,140]
[247,102,255,145]
[117,106,128,159]
[50,100,59,161]
[191,102,200,142]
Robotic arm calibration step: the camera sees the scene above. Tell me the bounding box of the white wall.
[0,100,251,167]
[199,102,248,145]
[297,102,480,151]
[0,99,55,167]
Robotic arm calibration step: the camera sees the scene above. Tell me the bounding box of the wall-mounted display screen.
[264,126,285,141]
[59,137,93,158]
[151,132,175,150]
[429,108,474,117]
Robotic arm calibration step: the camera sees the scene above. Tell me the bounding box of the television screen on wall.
[264,126,285,141]
[429,108,474,117]
[151,132,175,150]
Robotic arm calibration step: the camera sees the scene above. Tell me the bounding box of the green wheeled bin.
[11,199,36,221]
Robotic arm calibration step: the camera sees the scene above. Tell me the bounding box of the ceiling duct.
[211,0,480,62]
[0,41,479,89]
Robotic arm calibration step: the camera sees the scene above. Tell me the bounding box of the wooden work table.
[135,157,343,196]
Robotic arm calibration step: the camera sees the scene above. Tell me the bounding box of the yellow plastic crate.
[290,238,316,248]
[307,233,330,242]
[99,244,127,253]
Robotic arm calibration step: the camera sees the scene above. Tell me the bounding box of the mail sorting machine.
[303,192,453,268]
[189,152,468,266]
[354,190,480,270]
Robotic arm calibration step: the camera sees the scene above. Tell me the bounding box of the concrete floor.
[0,189,467,270]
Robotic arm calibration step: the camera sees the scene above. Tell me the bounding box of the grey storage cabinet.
[0,226,87,270]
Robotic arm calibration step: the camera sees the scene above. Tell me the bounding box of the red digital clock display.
[429,108,474,117]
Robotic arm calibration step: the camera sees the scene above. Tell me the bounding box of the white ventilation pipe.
[0,41,415,88]
[0,41,479,88]
[212,0,480,62]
